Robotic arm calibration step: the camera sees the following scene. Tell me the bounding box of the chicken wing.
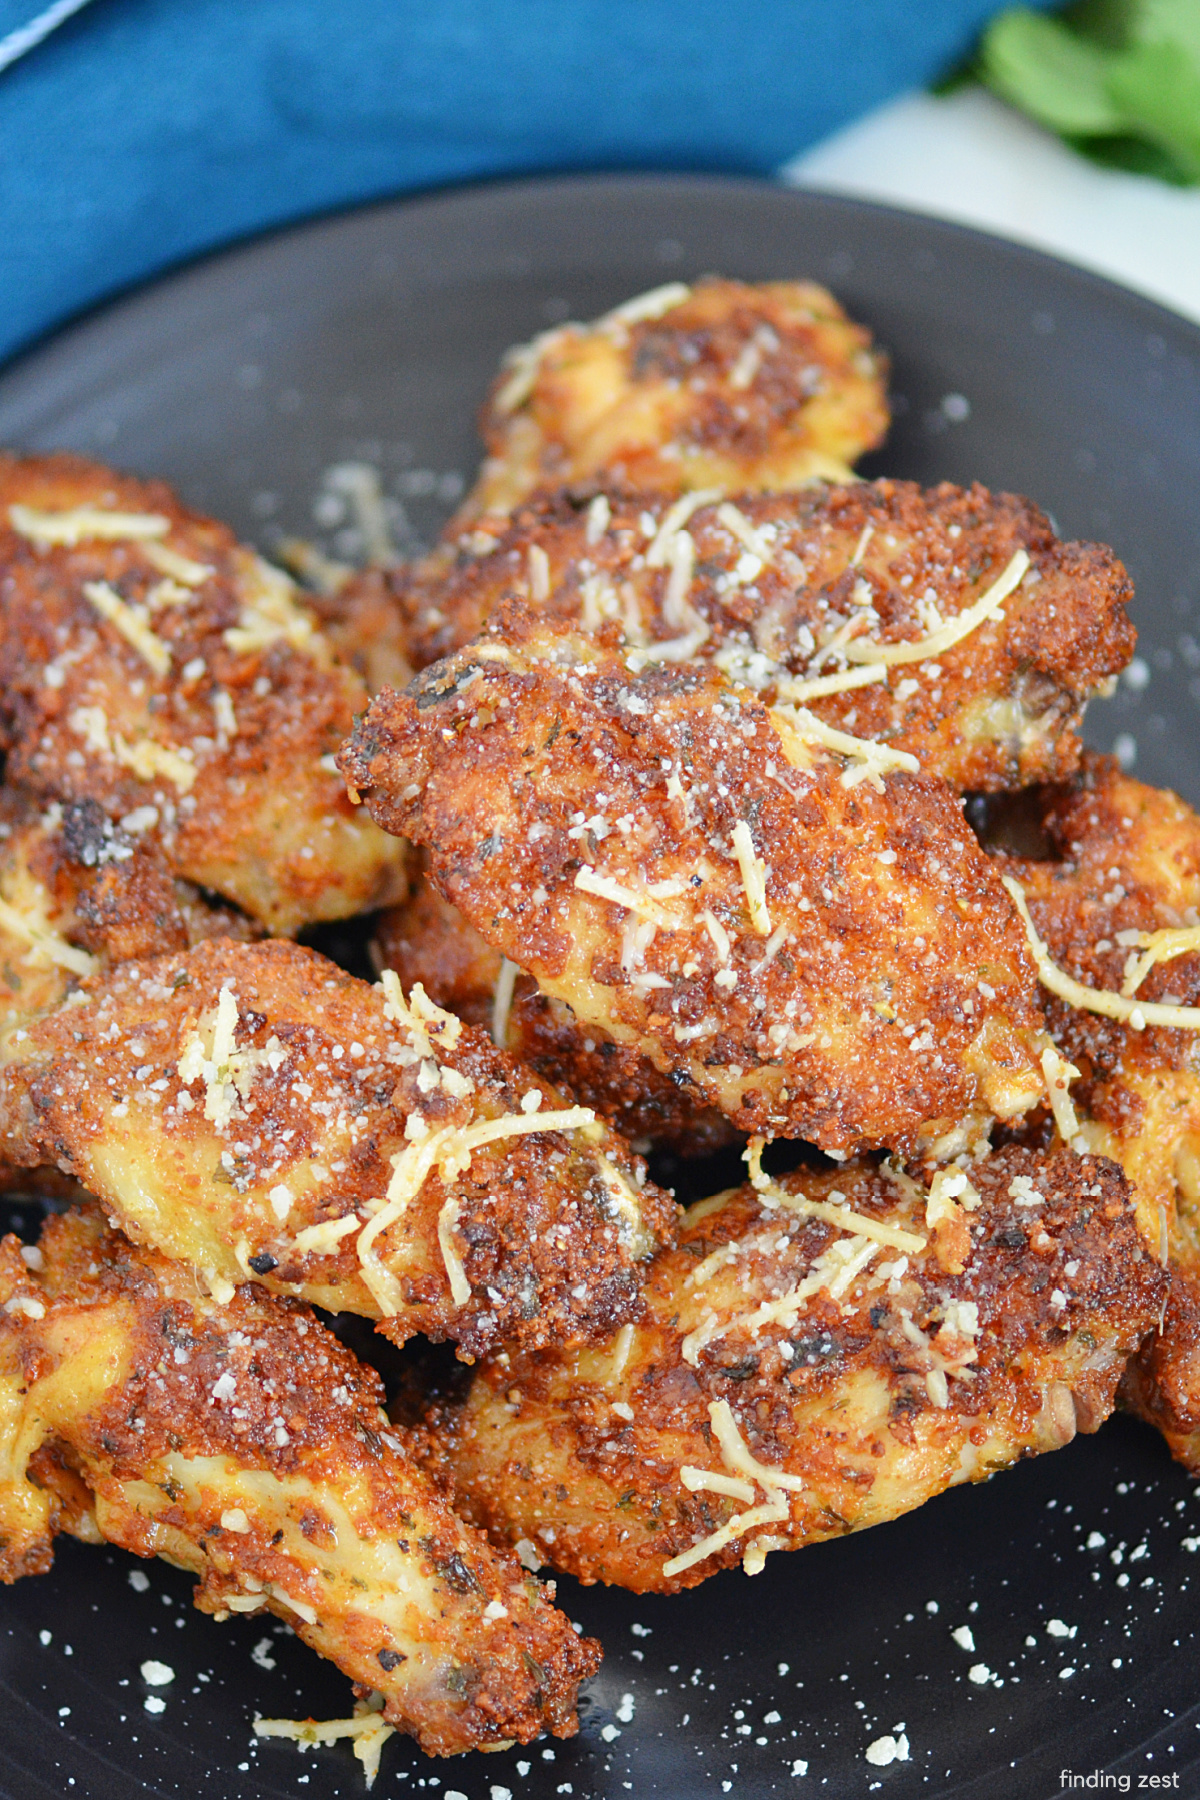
[373,856,739,1155]
[0,938,676,1360]
[419,1144,1159,1594]
[342,609,1051,1159]
[991,754,1200,1467]
[0,1204,600,1756]
[454,277,888,525]
[388,482,1133,795]
[0,453,406,933]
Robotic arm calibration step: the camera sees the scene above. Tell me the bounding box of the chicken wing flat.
[0,938,675,1359]
[342,609,1050,1159]
[992,754,1200,1467]
[455,277,889,525]
[373,856,739,1155]
[420,1145,1159,1595]
[0,453,406,933]
[0,1204,599,1756]
[389,482,1133,795]
[0,784,259,1035]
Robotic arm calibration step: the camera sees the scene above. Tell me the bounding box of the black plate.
[0,174,1199,1800]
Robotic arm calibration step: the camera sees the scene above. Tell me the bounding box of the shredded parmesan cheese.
[645,490,721,568]
[600,281,691,330]
[1041,1044,1083,1145]
[0,889,98,976]
[291,1214,361,1256]
[255,1699,396,1790]
[1003,876,1200,1032]
[776,663,888,703]
[1120,925,1200,996]
[843,549,1030,668]
[9,504,169,546]
[491,956,518,1047]
[356,1105,597,1313]
[745,1139,926,1253]
[573,866,690,929]
[663,1401,801,1579]
[527,542,551,602]
[585,494,611,545]
[378,970,463,1057]
[770,704,920,791]
[715,501,773,564]
[224,557,315,655]
[83,581,171,676]
[140,539,213,586]
[437,1197,472,1305]
[731,821,771,936]
[114,735,196,793]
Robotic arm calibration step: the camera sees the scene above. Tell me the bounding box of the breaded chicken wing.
[0,938,675,1360]
[992,754,1200,1467]
[0,785,258,1035]
[0,1205,599,1755]
[455,278,888,524]
[373,856,739,1155]
[420,1145,1159,1594]
[342,610,1050,1159]
[389,482,1133,794]
[0,453,406,933]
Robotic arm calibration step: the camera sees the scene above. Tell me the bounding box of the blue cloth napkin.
[0,0,1036,366]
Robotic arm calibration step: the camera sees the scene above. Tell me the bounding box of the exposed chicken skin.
[454,277,889,526]
[992,755,1200,1468]
[0,784,259,1036]
[387,482,1133,795]
[0,453,406,934]
[0,1205,600,1756]
[373,856,739,1155]
[0,939,676,1361]
[341,609,1051,1159]
[420,1146,1160,1595]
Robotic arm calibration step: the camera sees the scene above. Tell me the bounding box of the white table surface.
[785,86,1200,327]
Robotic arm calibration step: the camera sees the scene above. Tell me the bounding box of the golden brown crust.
[995,754,1200,1464]
[0,783,261,1037]
[0,937,676,1358]
[342,608,1050,1157]
[3,1205,600,1754]
[456,277,888,524]
[384,481,1133,794]
[422,1146,1160,1594]
[0,453,406,933]
[373,858,740,1155]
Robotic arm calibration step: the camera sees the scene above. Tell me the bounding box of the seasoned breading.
[420,1146,1159,1594]
[0,785,259,1035]
[457,278,889,524]
[388,482,1133,794]
[992,754,1200,1467]
[0,938,676,1360]
[373,856,739,1155]
[0,1205,599,1755]
[341,609,1050,1158]
[0,453,406,933]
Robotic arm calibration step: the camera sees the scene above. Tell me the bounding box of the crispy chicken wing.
[0,1205,599,1755]
[373,856,739,1155]
[992,754,1200,1467]
[0,938,676,1360]
[342,609,1050,1158]
[390,482,1133,794]
[454,277,888,526]
[420,1145,1159,1594]
[0,453,406,933]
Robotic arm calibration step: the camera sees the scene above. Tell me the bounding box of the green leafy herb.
[972,0,1200,185]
